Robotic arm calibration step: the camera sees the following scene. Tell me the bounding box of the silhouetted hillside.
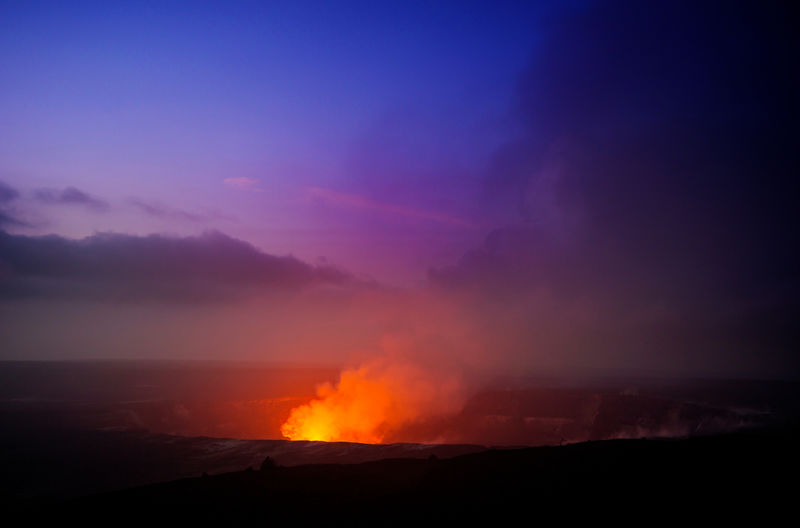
[59,423,798,521]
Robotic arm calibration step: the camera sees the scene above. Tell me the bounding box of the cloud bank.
[0,180,27,227]
[33,187,109,212]
[429,1,798,377]
[0,230,354,302]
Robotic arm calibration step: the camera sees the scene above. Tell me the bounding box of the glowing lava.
[281,359,462,443]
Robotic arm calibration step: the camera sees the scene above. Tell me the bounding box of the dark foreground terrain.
[34,423,800,521]
[2,362,798,521]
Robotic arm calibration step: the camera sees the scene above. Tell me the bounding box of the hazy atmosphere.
[2,1,795,380]
[1,2,798,517]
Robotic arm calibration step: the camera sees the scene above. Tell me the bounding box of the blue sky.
[0,1,571,283]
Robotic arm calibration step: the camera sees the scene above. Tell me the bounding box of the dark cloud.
[0,181,27,227]
[0,230,354,302]
[33,187,109,211]
[0,211,29,228]
[0,181,20,204]
[432,1,799,376]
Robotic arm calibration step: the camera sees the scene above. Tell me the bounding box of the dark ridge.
[51,422,799,521]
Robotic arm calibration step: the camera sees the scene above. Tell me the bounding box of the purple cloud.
[33,187,109,212]
[128,198,226,223]
[0,180,28,227]
[223,177,264,192]
[305,186,476,228]
[0,181,20,204]
[429,1,798,377]
[0,230,354,302]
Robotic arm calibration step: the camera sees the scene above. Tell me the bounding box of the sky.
[0,1,797,379]
[0,0,562,283]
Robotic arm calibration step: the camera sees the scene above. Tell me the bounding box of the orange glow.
[281,359,462,443]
